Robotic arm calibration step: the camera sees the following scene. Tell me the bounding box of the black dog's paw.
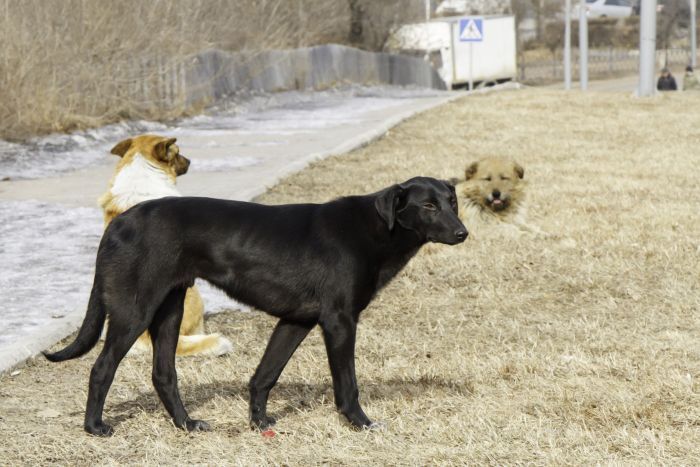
[339,413,386,432]
[250,415,276,431]
[363,420,387,432]
[84,421,114,437]
[184,419,211,432]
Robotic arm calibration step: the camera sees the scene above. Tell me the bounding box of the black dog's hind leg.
[149,287,210,432]
[320,313,373,429]
[84,310,152,436]
[249,319,314,430]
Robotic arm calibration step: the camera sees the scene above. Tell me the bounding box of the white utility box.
[386,15,517,89]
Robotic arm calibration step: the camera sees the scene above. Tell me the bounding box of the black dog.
[44,177,467,436]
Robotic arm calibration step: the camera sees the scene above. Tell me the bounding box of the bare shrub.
[512,0,561,42]
[347,0,426,51]
[0,0,351,140]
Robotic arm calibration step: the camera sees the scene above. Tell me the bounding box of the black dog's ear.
[442,179,457,193]
[465,162,478,180]
[375,184,405,231]
[110,138,132,157]
[514,162,524,179]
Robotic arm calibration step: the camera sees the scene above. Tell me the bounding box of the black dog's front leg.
[249,319,314,430]
[319,313,374,429]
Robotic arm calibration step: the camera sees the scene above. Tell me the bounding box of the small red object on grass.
[261,429,276,439]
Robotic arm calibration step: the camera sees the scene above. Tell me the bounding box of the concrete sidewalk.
[0,92,456,205]
[2,85,522,374]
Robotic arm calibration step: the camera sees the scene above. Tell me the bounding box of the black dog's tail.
[43,285,105,362]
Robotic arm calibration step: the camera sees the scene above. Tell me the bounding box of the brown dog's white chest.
[109,154,181,211]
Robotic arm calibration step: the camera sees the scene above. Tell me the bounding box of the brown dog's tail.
[43,284,105,362]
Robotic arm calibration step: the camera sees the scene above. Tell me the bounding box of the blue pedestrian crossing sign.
[459,17,484,42]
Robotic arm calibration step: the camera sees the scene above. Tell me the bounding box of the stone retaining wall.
[184,44,446,106]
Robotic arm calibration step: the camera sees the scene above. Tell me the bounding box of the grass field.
[1,88,699,465]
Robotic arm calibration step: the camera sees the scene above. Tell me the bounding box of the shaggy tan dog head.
[461,157,524,214]
[110,134,190,179]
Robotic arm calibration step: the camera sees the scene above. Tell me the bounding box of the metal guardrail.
[518,48,696,83]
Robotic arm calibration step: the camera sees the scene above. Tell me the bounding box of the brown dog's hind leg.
[181,286,205,335]
[149,287,210,432]
[175,334,232,356]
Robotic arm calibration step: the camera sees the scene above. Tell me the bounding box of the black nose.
[455,230,468,242]
[492,190,501,199]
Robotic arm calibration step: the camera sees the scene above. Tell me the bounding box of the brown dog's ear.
[153,137,177,161]
[375,184,405,231]
[465,162,478,180]
[514,162,524,179]
[110,138,133,157]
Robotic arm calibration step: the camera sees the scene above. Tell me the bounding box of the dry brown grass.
[2,88,700,464]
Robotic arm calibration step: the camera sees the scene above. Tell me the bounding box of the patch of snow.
[0,200,249,355]
[189,157,259,172]
[0,201,102,348]
[0,85,445,180]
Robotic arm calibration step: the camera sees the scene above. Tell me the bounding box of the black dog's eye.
[500,175,510,180]
[483,176,492,182]
[423,203,437,211]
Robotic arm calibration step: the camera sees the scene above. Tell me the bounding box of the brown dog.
[456,157,544,236]
[99,134,232,356]
[460,157,525,217]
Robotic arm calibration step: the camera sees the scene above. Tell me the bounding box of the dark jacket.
[657,74,677,91]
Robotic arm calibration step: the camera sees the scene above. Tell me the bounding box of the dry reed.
[0,0,350,140]
[0,0,426,141]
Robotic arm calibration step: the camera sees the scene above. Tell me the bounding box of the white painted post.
[450,22,456,89]
[638,0,658,96]
[565,0,572,90]
[579,0,588,90]
[691,0,697,68]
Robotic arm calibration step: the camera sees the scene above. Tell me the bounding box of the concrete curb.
[0,81,521,375]
[0,314,88,375]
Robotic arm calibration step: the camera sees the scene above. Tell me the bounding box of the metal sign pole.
[469,42,474,90]
[564,0,572,90]
[638,0,658,96]
[579,0,588,90]
[457,17,483,90]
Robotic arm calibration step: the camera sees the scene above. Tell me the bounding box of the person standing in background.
[682,66,700,91]
[657,67,677,91]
